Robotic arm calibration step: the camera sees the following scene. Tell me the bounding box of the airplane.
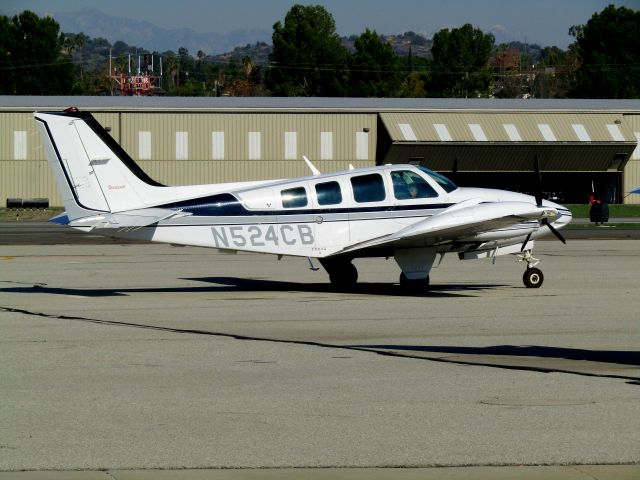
[34,108,572,291]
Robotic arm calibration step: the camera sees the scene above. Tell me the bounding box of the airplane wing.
[336,201,557,254]
[66,208,192,231]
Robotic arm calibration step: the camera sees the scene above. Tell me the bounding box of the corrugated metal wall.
[380,112,634,142]
[0,112,119,206]
[120,112,376,184]
[120,113,376,162]
[1,107,639,205]
[1,111,376,205]
[623,114,640,204]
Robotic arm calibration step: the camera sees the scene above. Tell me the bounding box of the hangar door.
[377,112,636,203]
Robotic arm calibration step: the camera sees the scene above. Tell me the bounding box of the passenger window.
[351,174,386,203]
[281,187,307,208]
[315,181,342,206]
[391,170,438,200]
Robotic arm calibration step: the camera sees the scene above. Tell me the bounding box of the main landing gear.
[319,258,358,290]
[320,257,432,293]
[519,250,544,288]
[399,272,430,291]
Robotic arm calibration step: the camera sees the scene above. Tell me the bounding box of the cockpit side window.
[351,173,386,203]
[315,181,342,205]
[416,166,458,193]
[391,170,438,199]
[281,186,308,208]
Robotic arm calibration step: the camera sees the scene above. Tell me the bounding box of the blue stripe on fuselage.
[158,193,454,217]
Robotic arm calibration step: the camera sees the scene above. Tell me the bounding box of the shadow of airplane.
[350,344,640,384]
[0,276,509,298]
[352,344,640,366]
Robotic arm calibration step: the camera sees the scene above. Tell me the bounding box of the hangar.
[1,96,639,206]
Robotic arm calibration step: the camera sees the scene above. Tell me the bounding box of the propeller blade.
[534,155,543,207]
[520,232,533,252]
[542,218,566,244]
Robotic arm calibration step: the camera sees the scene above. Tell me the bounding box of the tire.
[523,267,544,288]
[329,262,358,290]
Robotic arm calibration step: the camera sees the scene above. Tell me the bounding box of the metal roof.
[2,96,640,113]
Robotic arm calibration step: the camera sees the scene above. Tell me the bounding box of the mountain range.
[51,8,271,55]
[29,7,525,58]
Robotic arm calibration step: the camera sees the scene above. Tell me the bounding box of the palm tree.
[165,54,179,94]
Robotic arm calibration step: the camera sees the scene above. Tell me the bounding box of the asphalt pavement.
[0,223,639,477]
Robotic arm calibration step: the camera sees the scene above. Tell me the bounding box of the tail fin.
[34,110,165,220]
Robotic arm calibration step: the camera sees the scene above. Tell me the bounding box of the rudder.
[34,110,165,218]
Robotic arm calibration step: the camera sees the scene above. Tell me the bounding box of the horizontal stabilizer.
[49,212,70,225]
[69,208,191,231]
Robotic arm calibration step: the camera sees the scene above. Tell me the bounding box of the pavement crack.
[2,306,638,383]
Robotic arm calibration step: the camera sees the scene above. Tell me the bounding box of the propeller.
[541,217,566,244]
[451,158,458,184]
[533,155,543,207]
[521,155,566,251]
[520,231,533,252]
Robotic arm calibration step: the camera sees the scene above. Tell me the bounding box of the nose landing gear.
[523,267,544,288]
[518,250,544,288]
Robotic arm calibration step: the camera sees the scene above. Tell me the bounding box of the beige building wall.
[0,111,376,206]
[0,112,118,206]
[623,114,640,204]
[381,112,635,142]
[120,112,376,185]
[1,105,638,206]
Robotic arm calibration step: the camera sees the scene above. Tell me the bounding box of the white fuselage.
[79,164,571,259]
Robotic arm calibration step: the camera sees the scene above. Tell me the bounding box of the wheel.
[328,262,358,290]
[523,267,544,288]
[399,272,430,291]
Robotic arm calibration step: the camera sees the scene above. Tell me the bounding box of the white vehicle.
[35,109,571,290]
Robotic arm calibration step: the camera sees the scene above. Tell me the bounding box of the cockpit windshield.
[417,166,458,193]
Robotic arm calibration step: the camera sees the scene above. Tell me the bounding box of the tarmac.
[1,222,639,478]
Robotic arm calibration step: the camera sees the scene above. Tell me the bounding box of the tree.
[530,46,577,98]
[571,5,640,98]
[164,52,179,94]
[0,10,74,94]
[267,4,348,96]
[429,23,494,97]
[347,29,402,97]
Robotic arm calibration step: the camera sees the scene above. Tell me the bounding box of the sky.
[2,0,639,48]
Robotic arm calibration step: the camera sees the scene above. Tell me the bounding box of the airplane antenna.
[303,155,321,176]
